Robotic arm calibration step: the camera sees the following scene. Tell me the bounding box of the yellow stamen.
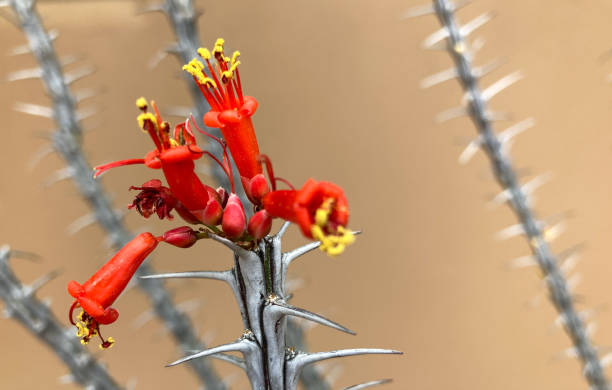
[169,138,179,148]
[182,60,217,87]
[99,337,115,350]
[213,38,225,57]
[231,51,241,65]
[137,112,158,132]
[311,199,355,256]
[135,97,148,109]
[81,339,89,345]
[197,48,211,60]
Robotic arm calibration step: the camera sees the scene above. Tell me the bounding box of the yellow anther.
[135,97,148,109]
[78,311,85,321]
[137,113,157,131]
[99,337,115,350]
[169,138,179,148]
[197,48,211,60]
[310,221,355,257]
[231,51,241,65]
[75,323,84,337]
[81,339,89,345]
[213,38,225,56]
[221,70,234,81]
[314,198,334,227]
[182,61,216,87]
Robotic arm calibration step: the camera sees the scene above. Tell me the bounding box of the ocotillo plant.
[412,1,609,389]
[67,39,401,389]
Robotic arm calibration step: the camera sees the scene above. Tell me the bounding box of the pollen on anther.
[136,97,148,110]
[197,48,211,60]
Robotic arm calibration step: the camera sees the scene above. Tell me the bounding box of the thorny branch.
[7,0,224,388]
[0,245,123,390]
[425,0,609,388]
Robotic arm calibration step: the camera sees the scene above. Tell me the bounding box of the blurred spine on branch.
[149,1,332,388]
[409,1,610,389]
[6,0,225,388]
[0,245,123,390]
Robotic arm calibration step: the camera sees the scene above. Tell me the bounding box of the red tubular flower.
[67,233,159,349]
[162,226,199,248]
[93,98,217,224]
[263,179,355,256]
[183,39,263,183]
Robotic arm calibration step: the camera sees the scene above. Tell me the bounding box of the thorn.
[266,299,355,335]
[566,273,581,293]
[148,48,170,70]
[459,12,494,38]
[74,88,99,103]
[27,145,54,172]
[490,173,552,206]
[57,374,75,385]
[208,233,250,257]
[506,255,537,269]
[497,118,535,147]
[43,166,75,187]
[64,66,95,85]
[76,106,98,122]
[276,221,291,238]
[422,26,449,49]
[167,339,253,367]
[126,378,138,390]
[14,102,53,118]
[8,29,58,56]
[286,348,401,389]
[7,67,42,82]
[600,353,612,368]
[176,298,203,315]
[342,379,393,390]
[25,269,62,295]
[458,136,482,164]
[495,223,526,240]
[66,212,97,235]
[473,58,506,78]
[136,3,166,15]
[477,71,523,102]
[435,106,467,123]
[131,308,155,330]
[140,270,232,282]
[401,4,435,19]
[586,322,597,337]
[420,67,458,89]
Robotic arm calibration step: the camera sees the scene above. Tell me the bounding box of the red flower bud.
[190,197,223,226]
[67,232,159,348]
[222,193,246,239]
[162,226,199,248]
[242,173,270,205]
[248,209,272,240]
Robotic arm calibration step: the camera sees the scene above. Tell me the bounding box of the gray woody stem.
[430,0,609,388]
[0,245,123,390]
[8,0,224,388]
[158,228,400,390]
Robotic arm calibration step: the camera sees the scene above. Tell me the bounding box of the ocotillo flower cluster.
[67,38,355,349]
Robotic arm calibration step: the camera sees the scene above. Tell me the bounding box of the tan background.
[1,0,612,389]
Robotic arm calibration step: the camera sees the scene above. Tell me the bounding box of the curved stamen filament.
[93,159,145,178]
